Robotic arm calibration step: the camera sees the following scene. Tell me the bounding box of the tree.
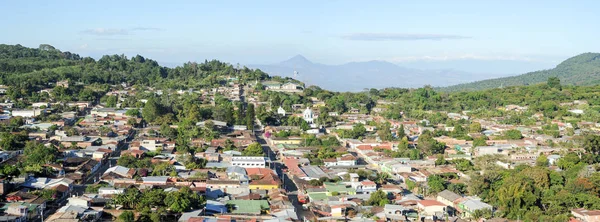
[435,155,448,166]
[417,130,446,155]
[118,211,135,222]
[246,103,255,131]
[242,143,264,156]
[0,165,20,180]
[309,179,323,186]
[164,187,202,213]
[374,172,390,185]
[583,134,600,155]
[536,154,549,167]
[366,190,389,206]
[472,208,493,220]
[106,95,118,107]
[547,77,561,89]
[142,98,163,123]
[469,122,482,133]
[504,129,523,140]
[448,183,467,195]
[473,136,487,147]
[127,118,138,126]
[427,175,447,194]
[114,188,141,209]
[352,123,367,139]
[125,108,140,117]
[300,120,309,131]
[397,124,406,139]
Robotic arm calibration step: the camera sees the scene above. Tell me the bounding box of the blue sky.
[1,0,599,72]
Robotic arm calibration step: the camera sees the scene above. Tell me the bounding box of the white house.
[32,102,49,108]
[231,156,266,168]
[141,139,163,151]
[67,196,90,208]
[98,187,125,196]
[357,180,377,194]
[11,109,44,118]
[303,107,314,124]
[281,82,300,90]
[547,154,561,165]
[277,106,286,116]
[0,85,8,94]
[417,200,447,218]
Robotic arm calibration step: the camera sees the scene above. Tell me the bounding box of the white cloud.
[342,33,471,41]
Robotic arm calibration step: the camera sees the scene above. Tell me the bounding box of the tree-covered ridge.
[441,52,600,92]
[0,44,277,99]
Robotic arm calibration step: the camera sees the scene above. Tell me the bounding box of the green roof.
[324,182,355,193]
[227,200,269,215]
[0,202,39,212]
[308,193,329,201]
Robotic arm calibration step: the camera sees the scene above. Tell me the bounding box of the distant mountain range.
[441,53,600,92]
[248,55,513,92]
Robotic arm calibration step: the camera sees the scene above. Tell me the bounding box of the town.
[0,45,600,222]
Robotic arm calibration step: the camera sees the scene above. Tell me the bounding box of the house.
[32,102,49,108]
[57,80,69,88]
[11,109,44,118]
[205,180,241,190]
[384,204,407,221]
[356,180,377,194]
[572,208,600,222]
[0,85,8,94]
[1,202,42,221]
[324,182,356,196]
[339,154,357,166]
[60,136,101,148]
[141,176,170,185]
[102,166,136,179]
[270,137,303,146]
[98,187,125,196]
[227,200,270,215]
[226,166,249,182]
[231,156,266,168]
[263,81,283,90]
[246,168,281,190]
[548,154,561,165]
[457,198,493,218]
[301,165,328,180]
[281,82,300,90]
[417,200,446,217]
[140,138,164,151]
[277,106,286,116]
[303,108,314,124]
[437,190,462,207]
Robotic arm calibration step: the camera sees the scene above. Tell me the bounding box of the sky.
[1,0,599,73]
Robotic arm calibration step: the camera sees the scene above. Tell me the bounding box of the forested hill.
[0,44,287,98]
[440,52,600,92]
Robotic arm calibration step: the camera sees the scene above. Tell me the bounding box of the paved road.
[257,135,309,220]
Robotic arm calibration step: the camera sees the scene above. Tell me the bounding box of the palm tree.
[375,172,390,185]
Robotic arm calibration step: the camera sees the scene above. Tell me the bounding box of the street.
[257,135,310,220]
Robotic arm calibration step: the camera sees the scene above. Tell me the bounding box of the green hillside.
[440,52,600,92]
